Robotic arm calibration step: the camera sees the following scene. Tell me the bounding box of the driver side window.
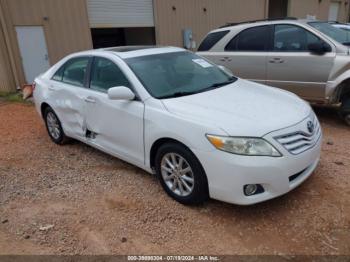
[274,24,327,52]
[90,57,131,93]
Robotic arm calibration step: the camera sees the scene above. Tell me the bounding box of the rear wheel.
[340,95,350,126]
[44,107,69,144]
[155,143,209,205]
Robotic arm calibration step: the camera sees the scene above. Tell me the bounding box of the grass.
[0,91,30,103]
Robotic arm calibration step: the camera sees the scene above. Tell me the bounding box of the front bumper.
[193,116,322,205]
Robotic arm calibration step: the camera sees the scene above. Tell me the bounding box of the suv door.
[266,24,335,100]
[49,56,91,139]
[83,56,144,166]
[205,25,271,84]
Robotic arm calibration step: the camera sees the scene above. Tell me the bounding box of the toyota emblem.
[307,121,314,133]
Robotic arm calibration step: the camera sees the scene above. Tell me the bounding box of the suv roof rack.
[219,17,298,28]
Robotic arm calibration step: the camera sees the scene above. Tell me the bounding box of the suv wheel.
[155,143,209,205]
[44,107,69,144]
[340,96,350,126]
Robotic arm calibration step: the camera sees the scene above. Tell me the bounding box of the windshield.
[125,51,236,99]
[309,22,350,45]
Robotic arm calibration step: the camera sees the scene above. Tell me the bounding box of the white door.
[84,56,145,165]
[15,26,50,83]
[328,2,340,21]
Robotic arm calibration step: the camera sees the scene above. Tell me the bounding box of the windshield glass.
[125,51,236,99]
[309,22,350,45]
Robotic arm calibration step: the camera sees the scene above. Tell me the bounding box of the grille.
[275,116,321,155]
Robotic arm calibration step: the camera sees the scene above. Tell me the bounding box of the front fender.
[327,70,350,103]
[143,100,226,169]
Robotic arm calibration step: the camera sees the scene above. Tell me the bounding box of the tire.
[43,107,69,144]
[155,142,209,205]
[340,95,350,126]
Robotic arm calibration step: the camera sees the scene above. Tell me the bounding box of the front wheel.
[340,96,350,126]
[155,143,209,205]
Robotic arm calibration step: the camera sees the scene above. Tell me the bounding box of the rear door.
[203,25,271,84]
[266,24,335,100]
[49,56,91,139]
[83,56,145,166]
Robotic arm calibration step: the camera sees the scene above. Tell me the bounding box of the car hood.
[161,79,311,137]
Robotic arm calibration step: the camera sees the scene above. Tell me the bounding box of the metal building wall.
[288,0,350,22]
[153,0,268,47]
[0,25,15,92]
[0,0,92,91]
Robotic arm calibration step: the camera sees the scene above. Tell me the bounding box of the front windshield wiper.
[158,77,237,99]
[207,77,237,89]
[342,42,350,46]
[158,91,198,99]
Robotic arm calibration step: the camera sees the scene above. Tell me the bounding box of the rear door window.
[52,66,64,81]
[225,26,270,51]
[62,57,89,87]
[198,30,229,51]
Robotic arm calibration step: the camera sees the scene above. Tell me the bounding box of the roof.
[219,17,299,28]
[103,46,159,52]
[211,18,316,33]
[103,46,186,59]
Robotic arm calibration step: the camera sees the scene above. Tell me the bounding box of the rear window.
[225,26,270,51]
[198,30,229,51]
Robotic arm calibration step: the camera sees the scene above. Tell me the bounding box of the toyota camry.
[33,46,322,205]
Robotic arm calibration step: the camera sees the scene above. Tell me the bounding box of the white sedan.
[33,46,322,205]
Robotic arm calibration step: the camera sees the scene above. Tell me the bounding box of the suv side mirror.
[308,42,331,55]
[108,86,135,101]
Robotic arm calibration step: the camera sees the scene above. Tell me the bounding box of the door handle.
[219,57,232,62]
[84,97,96,103]
[269,58,284,64]
[48,85,56,91]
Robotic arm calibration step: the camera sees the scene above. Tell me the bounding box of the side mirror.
[218,65,234,76]
[108,86,135,101]
[308,42,331,55]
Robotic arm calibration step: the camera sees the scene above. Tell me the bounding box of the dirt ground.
[0,102,349,255]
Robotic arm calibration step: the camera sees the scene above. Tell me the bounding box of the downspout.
[265,0,270,18]
[0,0,20,89]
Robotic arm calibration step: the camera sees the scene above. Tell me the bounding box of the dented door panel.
[84,90,145,165]
[48,81,89,139]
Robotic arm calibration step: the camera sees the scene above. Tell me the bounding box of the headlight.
[206,135,282,157]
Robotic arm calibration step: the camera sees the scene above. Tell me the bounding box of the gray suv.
[197,18,350,125]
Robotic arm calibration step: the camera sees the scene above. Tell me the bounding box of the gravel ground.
[0,102,349,255]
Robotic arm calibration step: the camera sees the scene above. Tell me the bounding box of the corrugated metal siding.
[288,0,349,22]
[87,0,154,28]
[0,0,92,87]
[153,0,267,47]
[0,23,15,92]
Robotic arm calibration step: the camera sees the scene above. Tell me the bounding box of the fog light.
[244,184,258,196]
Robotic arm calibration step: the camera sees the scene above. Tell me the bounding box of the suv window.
[225,26,270,51]
[273,24,325,52]
[198,30,229,51]
[62,57,89,87]
[90,57,131,92]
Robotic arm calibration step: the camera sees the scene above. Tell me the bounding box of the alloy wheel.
[46,112,61,140]
[345,114,350,126]
[160,153,194,197]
